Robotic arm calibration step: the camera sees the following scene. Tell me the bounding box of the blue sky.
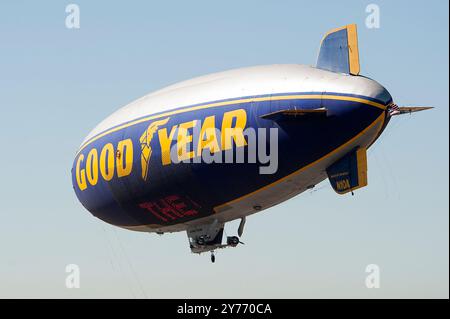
[0,0,448,298]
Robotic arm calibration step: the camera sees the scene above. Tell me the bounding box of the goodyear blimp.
[72,24,431,262]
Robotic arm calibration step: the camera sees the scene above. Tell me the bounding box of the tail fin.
[327,147,368,195]
[316,24,360,75]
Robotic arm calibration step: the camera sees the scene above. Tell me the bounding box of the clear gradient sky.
[0,0,448,298]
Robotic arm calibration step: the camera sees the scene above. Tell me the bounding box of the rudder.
[327,147,368,194]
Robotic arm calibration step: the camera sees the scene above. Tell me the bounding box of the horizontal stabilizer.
[260,108,327,121]
[327,147,368,195]
[317,24,360,75]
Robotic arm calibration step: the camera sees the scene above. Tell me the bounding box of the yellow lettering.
[86,149,98,186]
[197,116,220,156]
[221,109,247,150]
[100,143,115,181]
[336,179,351,191]
[158,126,177,165]
[75,154,87,191]
[177,120,197,161]
[117,139,133,177]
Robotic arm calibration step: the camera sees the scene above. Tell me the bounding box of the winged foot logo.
[140,117,171,181]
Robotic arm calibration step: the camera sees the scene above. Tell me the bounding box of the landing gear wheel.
[211,252,215,263]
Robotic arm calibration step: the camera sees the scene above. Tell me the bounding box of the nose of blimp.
[319,74,393,148]
[355,76,394,139]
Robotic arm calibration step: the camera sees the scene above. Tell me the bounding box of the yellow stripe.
[347,24,360,75]
[121,224,159,231]
[356,147,368,187]
[213,113,385,211]
[76,94,386,156]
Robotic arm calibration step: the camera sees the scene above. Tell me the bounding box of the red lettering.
[138,194,201,222]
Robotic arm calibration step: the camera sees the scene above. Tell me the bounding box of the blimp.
[72,24,431,262]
